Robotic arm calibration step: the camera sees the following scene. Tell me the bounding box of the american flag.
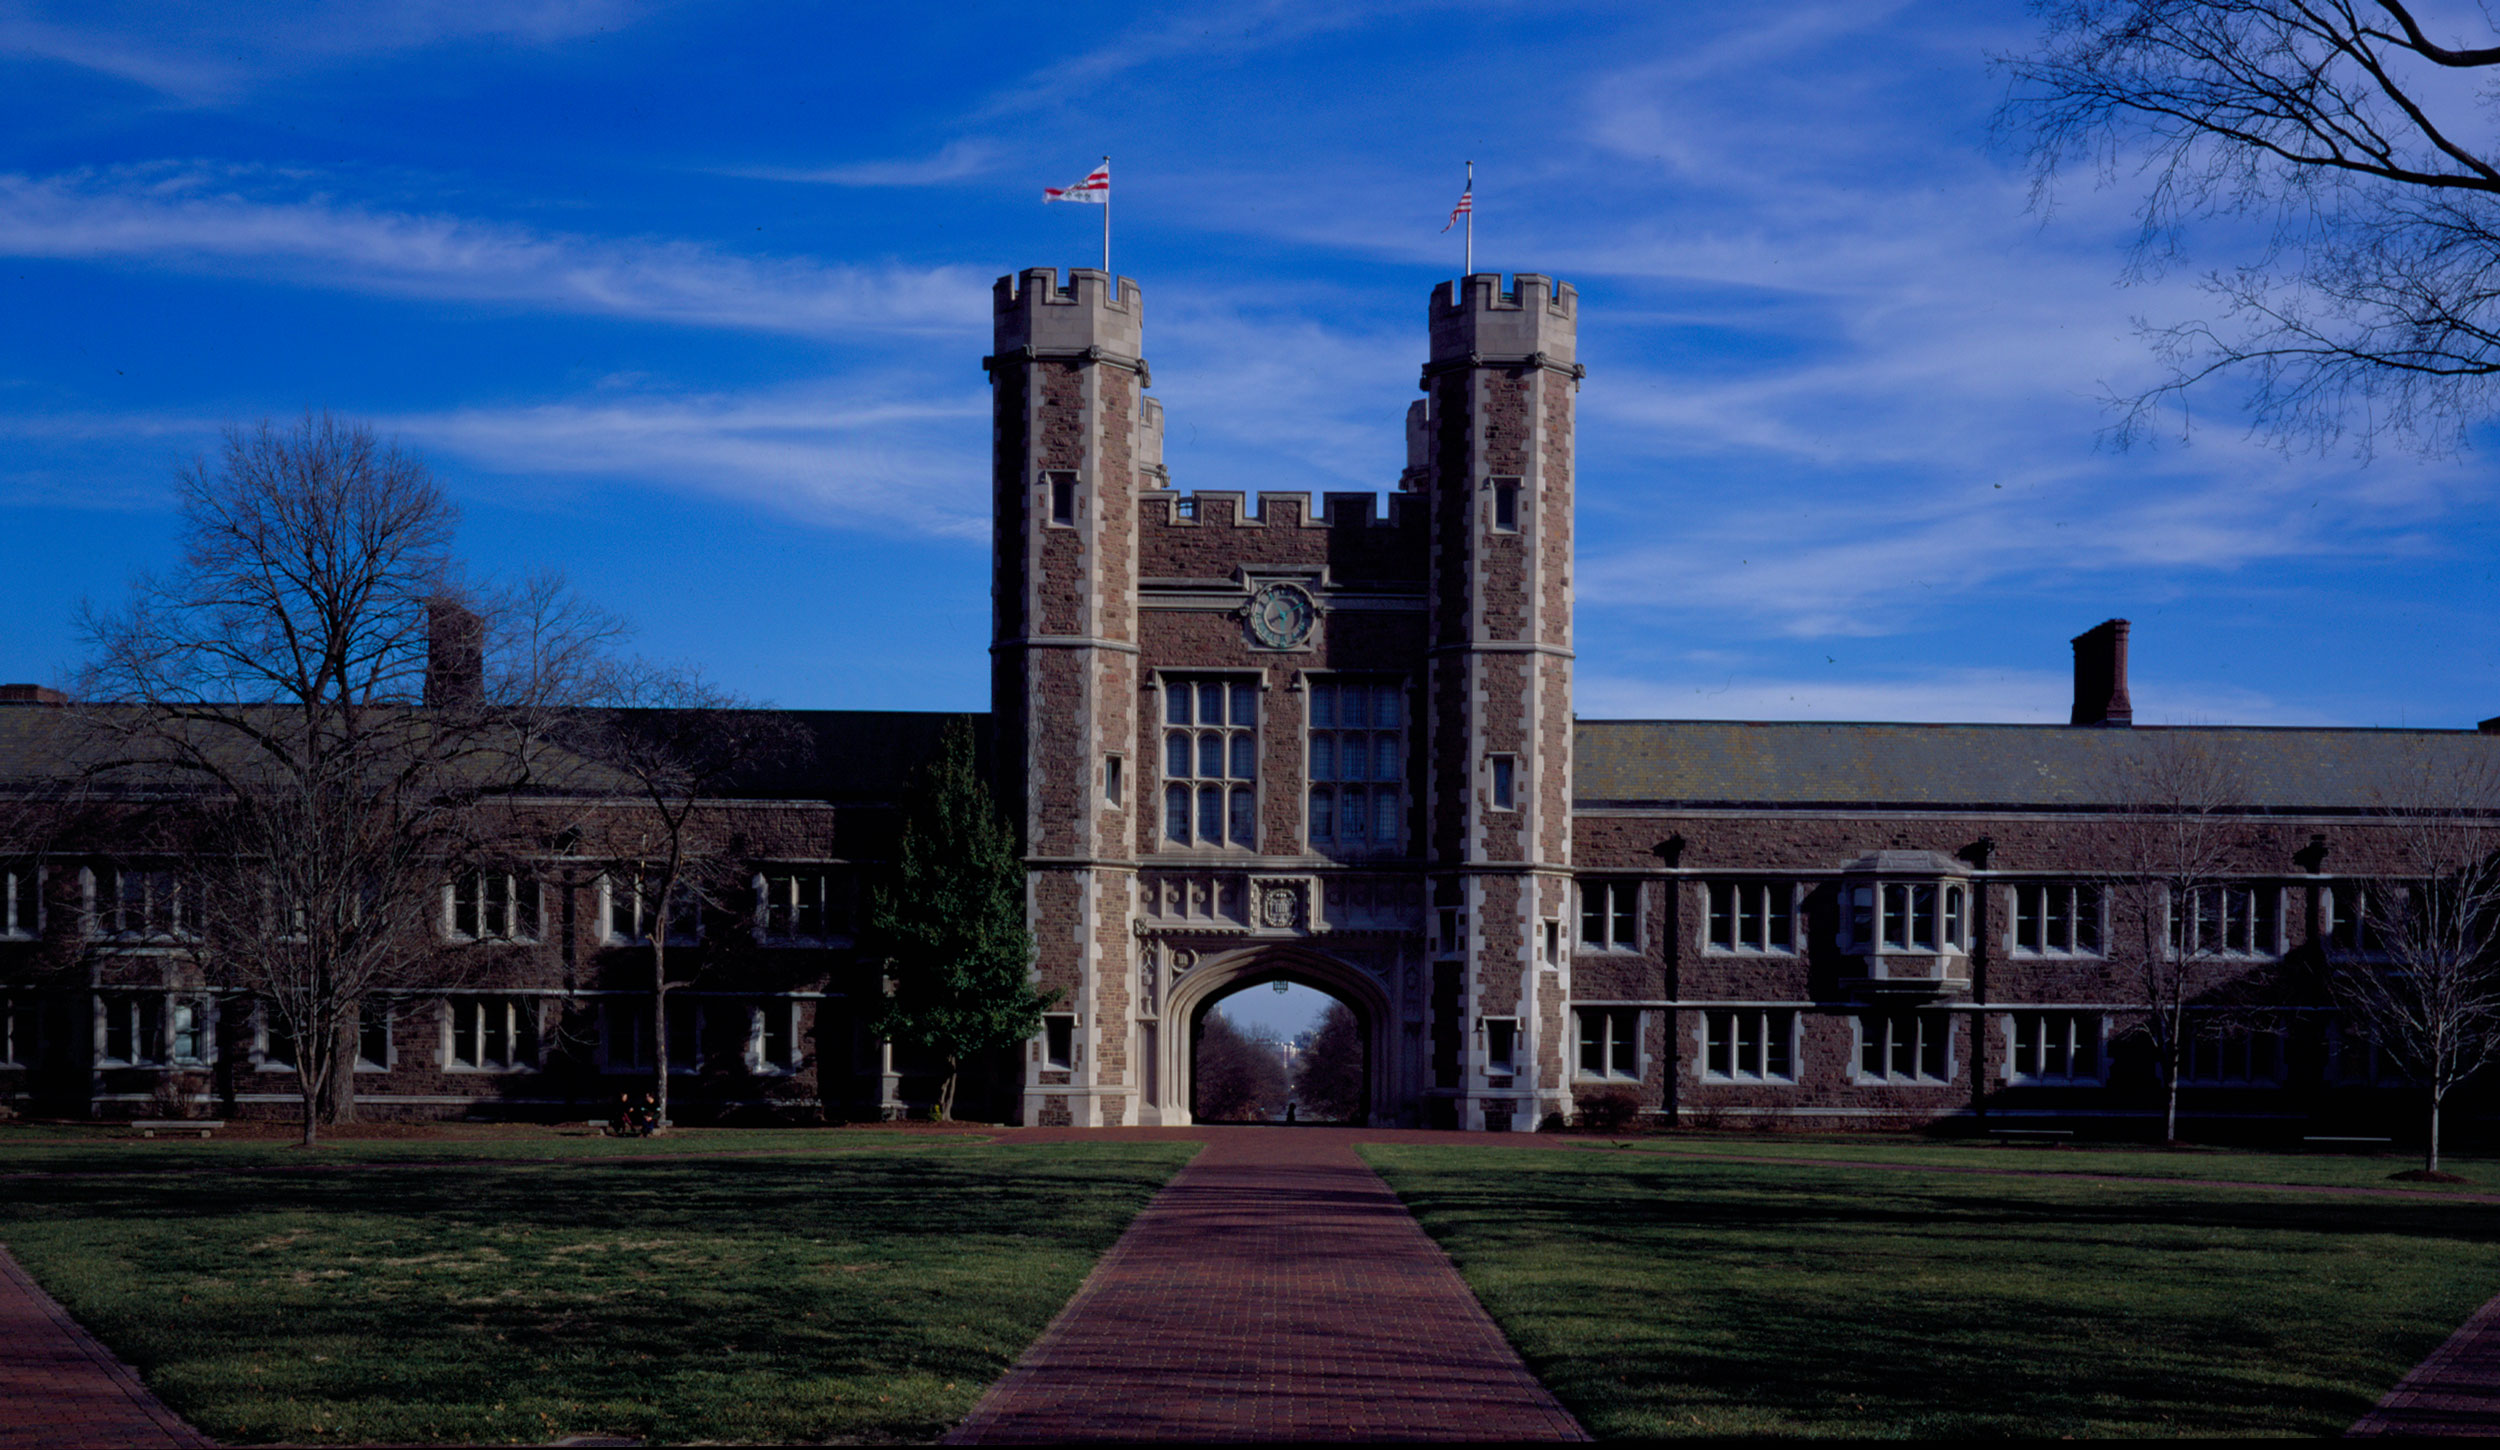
[1441,186,1472,232]
[1044,159,1110,204]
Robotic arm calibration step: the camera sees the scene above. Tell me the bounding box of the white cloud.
[0,168,990,339]
[387,382,993,538]
[732,140,1003,188]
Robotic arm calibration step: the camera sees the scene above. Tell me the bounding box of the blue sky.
[2,0,2495,727]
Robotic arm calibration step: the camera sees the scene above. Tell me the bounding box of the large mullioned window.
[1706,881,1794,953]
[1307,679,1403,856]
[1164,678,1257,849]
[2012,883,2101,955]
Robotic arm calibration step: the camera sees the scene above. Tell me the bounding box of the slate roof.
[1574,719,2500,814]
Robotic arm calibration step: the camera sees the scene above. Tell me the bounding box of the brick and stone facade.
[2,267,2495,1139]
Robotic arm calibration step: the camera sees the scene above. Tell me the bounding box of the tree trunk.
[652,938,670,1135]
[2428,1091,2444,1174]
[296,1050,324,1147]
[937,1054,959,1123]
[2162,1047,2180,1145]
[324,1016,357,1125]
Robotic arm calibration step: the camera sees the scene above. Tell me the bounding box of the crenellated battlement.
[991,267,1145,364]
[1426,271,1577,371]
[1139,490,1429,531]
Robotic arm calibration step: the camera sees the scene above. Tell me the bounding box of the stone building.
[0,266,2492,1138]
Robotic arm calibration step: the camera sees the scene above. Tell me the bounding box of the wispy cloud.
[1576,665,2324,726]
[730,140,1003,188]
[0,0,640,104]
[388,381,993,539]
[0,167,989,338]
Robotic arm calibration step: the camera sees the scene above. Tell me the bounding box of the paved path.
[0,1246,210,1449]
[2351,1290,2500,1437]
[948,1128,1588,1443]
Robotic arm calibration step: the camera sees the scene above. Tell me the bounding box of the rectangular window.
[1307,679,1405,858]
[1705,882,1795,954]
[1579,881,1639,951]
[3,866,36,938]
[1491,478,1521,533]
[759,869,847,942]
[1489,755,1516,811]
[1858,1013,1949,1084]
[356,1000,392,1070]
[1435,907,1464,954]
[2007,1011,2103,1083]
[1048,472,1076,526]
[1701,1009,1795,1083]
[1486,1018,1518,1075]
[2328,1026,2408,1086]
[95,866,189,939]
[1104,754,1124,807]
[99,992,165,1065]
[0,993,26,1067]
[447,996,538,1071]
[1043,1014,1075,1070]
[1539,919,1562,968]
[2184,1021,2287,1085]
[1163,676,1257,850]
[757,1000,799,1072]
[448,871,541,942]
[607,876,700,945]
[2327,883,2410,955]
[1575,1007,1640,1080]
[601,998,651,1071]
[168,996,210,1065]
[2012,884,2103,955]
[2170,885,2280,958]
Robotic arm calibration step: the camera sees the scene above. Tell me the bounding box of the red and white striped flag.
[1441,186,1472,232]
[1044,159,1110,204]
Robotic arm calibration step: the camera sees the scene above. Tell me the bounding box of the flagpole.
[1102,155,1111,276]
[1464,159,1473,277]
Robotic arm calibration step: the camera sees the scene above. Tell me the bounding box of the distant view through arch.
[1159,948,1388,1126]
[1192,981,1368,1123]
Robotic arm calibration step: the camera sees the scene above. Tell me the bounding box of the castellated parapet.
[1427,272,1578,371]
[992,267,1144,367]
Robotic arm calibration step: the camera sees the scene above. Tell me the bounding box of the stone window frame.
[755,866,851,945]
[1482,1016,1520,1075]
[1855,1011,1953,1086]
[2326,1022,2412,1086]
[1157,674,1261,853]
[2324,880,2411,957]
[2,864,38,940]
[1487,754,1518,812]
[85,864,195,942]
[1840,880,1969,956]
[1489,476,1522,534]
[1579,879,1640,953]
[602,873,703,947]
[2009,882,2105,957]
[2168,882,2283,960]
[1046,470,1078,528]
[1703,879,1796,956]
[2181,1016,2289,1086]
[1104,752,1125,809]
[0,991,26,1068]
[442,993,542,1073]
[1698,1008,1798,1084]
[1575,1006,1642,1082]
[2003,1010,2108,1085]
[1304,675,1408,860]
[1042,1013,1076,1070]
[444,869,543,944]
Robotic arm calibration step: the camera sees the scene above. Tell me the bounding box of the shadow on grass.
[1369,1149,2500,1438]
[0,1142,1193,1446]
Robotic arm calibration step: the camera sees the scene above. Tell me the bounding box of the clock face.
[1247,582,1316,649]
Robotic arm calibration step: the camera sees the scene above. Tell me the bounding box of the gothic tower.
[1418,274,1580,1131]
[987,268,1148,1128]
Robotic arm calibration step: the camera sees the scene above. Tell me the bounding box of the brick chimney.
[424,599,484,709]
[0,684,67,705]
[2070,619,2133,727]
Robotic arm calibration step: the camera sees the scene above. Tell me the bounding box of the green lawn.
[0,1133,1193,1445]
[1366,1143,2500,1438]
[1605,1131,2500,1194]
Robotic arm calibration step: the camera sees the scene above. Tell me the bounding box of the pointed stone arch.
[1153,943,1396,1126]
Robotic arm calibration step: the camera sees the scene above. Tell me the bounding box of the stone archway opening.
[1155,946,1391,1127]
[1190,977,1370,1124]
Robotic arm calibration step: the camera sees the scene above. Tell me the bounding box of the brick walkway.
[2351,1289,2500,1437]
[948,1127,1587,1443]
[0,1245,210,1449]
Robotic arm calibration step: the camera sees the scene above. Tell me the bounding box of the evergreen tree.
[867,719,1049,1120]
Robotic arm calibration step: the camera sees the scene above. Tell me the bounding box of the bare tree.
[1193,1009,1288,1123]
[1290,1000,1366,1122]
[553,666,799,1132]
[75,415,608,1143]
[2320,748,2500,1174]
[2006,1,2500,450]
[2101,733,2260,1142]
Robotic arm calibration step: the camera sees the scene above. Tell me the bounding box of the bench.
[132,1119,223,1140]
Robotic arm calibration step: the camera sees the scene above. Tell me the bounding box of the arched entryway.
[1153,945,1395,1127]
